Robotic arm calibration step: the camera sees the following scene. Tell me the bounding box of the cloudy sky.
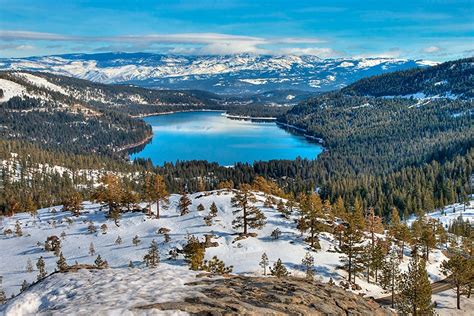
[0,0,472,60]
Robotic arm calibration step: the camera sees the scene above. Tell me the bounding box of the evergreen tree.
[36,256,47,280]
[333,196,347,220]
[15,221,22,237]
[370,240,386,283]
[93,174,124,226]
[100,224,108,234]
[209,202,218,217]
[270,259,289,278]
[132,235,141,246]
[62,190,83,216]
[94,254,108,269]
[20,280,29,293]
[87,221,97,234]
[143,174,169,218]
[277,199,290,218]
[183,235,205,270]
[399,254,433,315]
[259,252,269,275]
[57,252,68,272]
[143,240,160,268]
[302,252,315,280]
[202,256,233,274]
[441,250,473,309]
[352,197,366,231]
[300,192,323,249]
[231,184,266,235]
[197,203,205,212]
[380,247,401,308]
[336,215,364,283]
[115,235,122,245]
[178,192,192,216]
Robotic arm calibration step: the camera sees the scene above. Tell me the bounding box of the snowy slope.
[0,189,451,307]
[0,53,434,94]
[407,200,474,228]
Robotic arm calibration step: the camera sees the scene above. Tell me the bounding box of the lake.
[129,111,323,166]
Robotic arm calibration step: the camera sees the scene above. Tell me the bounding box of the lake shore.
[276,122,325,144]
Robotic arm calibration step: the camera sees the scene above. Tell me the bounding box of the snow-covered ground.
[2,265,199,315]
[433,289,474,316]
[0,190,467,314]
[407,200,474,229]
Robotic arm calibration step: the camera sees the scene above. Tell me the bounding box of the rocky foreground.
[1,265,394,315]
[138,275,395,315]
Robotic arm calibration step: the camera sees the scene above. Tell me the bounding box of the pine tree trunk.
[457,285,461,309]
[243,203,248,235]
[348,254,352,282]
[156,200,160,219]
[391,273,395,308]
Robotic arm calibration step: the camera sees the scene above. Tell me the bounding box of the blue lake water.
[130,111,323,166]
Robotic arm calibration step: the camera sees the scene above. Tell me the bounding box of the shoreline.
[276,122,325,144]
[130,109,224,118]
[116,134,153,153]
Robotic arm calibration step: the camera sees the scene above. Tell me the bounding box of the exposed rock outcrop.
[137,275,395,315]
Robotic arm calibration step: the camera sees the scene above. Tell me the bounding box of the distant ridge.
[0,52,436,94]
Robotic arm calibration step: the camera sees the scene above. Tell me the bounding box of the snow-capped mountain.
[0,52,437,94]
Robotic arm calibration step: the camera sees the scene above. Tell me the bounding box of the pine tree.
[302,252,315,280]
[183,235,205,270]
[132,235,141,246]
[271,228,281,240]
[441,250,472,309]
[300,192,323,249]
[231,184,266,235]
[87,221,97,234]
[89,242,96,256]
[285,194,296,215]
[333,196,347,220]
[57,252,68,272]
[100,223,108,234]
[121,187,140,212]
[62,190,83,216]
[15,220,22,237]
[20,280,29,293]
[26,258,34,272]
[115,235,122,245]
[94,254,108,269]
[209,202,218,217]
[352,197,366,231]
[143,174,169,218]
[399,254,433,315]
[202,256,233,274]
[259,252,269,275]
[143,240,160,268]
[197,203,205,212]
[277,199,290,218]
[270,259,289,278]
[336,215,364,283]
[380,247,401,308]
[128,260,135,268]
[25,195,37,218]
[178,192,192,216]
[370,240,386,283]
[93,174,124,226]
[36,256,46,280]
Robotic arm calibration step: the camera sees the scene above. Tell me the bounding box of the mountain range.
[0,52,437,95]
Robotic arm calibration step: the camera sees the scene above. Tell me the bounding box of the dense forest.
[343,57,473,98]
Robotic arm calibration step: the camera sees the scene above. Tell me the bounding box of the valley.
[0,51,472,315]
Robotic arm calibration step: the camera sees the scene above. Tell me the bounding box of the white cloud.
[277,47,341,58]
[0,30,329,56]
[423,46,441,53]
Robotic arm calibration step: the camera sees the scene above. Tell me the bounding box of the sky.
[0,0,472,60]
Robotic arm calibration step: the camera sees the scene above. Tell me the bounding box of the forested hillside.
[342,57,473,98]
